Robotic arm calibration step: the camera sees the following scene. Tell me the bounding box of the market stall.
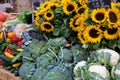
[0,0,120,80]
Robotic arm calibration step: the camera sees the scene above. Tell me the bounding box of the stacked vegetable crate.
[0,66,20,80]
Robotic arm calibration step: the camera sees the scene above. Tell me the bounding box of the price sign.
[88,0,111,9]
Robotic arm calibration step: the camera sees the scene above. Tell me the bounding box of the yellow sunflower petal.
[91,8,107,23]
[75,17,86,31]
[40,22,54,33]
[104,27,120,40]
[49,2,60,10]
[107,8,120,25]
[39,2,50,14]
[76,4,89,21]
[69,15,81,32]
[84,25,103,43]
[111,2,120,9]
[79,0,88,5]
[44,11,54,20]
[63,1,78,15]
[78,32,87,44]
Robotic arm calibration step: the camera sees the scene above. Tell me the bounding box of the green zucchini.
[0,55,11,63]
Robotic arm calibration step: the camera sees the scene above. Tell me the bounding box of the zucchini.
[0,55,11,63]
[12,52,22,63]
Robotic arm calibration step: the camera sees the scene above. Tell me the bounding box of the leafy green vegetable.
[111,63,120,80]
[58,48,73,63]
[36,54,56,69]
[19,62,35,80]
[43,66,73,80]
[18,37,89,80]
[27,39,47,59]
[22,51,34,62]
[31,67,49,80]
[47,37,67,47]
[4,10,32,27]
[71,45,89,63]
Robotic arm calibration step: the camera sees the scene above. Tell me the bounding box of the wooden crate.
[0,67,21,80]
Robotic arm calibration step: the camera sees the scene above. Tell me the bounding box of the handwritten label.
[88,0,111,9]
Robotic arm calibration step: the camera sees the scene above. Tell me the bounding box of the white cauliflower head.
[74,61,87,71]
[96,49,120,67]
[111,63,120,80]
[73,61,87,78]
[88,65,110,78]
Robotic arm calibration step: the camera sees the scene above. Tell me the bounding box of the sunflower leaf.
[53,28,60,36]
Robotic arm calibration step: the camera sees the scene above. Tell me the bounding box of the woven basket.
[0,67,21,80]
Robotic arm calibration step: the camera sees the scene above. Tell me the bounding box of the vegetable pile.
[18,37,89,80]
[0,10,32,76]
[74,48,120,80]
[0,39,23,76]
[1,0,120,80]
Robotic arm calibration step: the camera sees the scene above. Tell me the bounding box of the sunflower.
[78,32,87,44]
[107,8,120,25]
[75,17,85,31]
[34,17,40,27]
[104,27,120,40]
[111,2,120,9]
[34,11,40,17]
[69,15,81,31]
[49,2,59,10]
[60,0,71,6]
[40,22,54,33]
[91,8,107,23]
[76,4,88,20]
[79,0,88,5]
[39,2,50,14]
[63,1,78,15]
[44,11,54,20]
[84,25,103,43]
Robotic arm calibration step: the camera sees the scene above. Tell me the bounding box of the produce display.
[0,0,120,80]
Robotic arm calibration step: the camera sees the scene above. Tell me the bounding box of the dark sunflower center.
[73,18,79,27]
[78,8,85,14]
[51,6,56,10]
[81,34,85,40]
[47,13,52,17]
[109,11,118,23]
[44,4,48,8]
[39,14,41,17]
[67,4,75,12]
[44,24,52,29]
[100,26,106,31]
[95,13,105,21]
[89,29,99,38]
[107,28,117,35]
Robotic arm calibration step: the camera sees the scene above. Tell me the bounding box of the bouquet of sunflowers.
[34,0,120,50]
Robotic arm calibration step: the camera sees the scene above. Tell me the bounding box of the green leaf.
[53,27,60,36]
[63,19,68,25]
[60,27,71,38]
[92,43,100,50]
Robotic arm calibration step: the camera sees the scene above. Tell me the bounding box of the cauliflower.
[73,61,87,79]
[96,48,120,67]
[74,61,87,71]
[111,63,120,80]
[88,65,110,78]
